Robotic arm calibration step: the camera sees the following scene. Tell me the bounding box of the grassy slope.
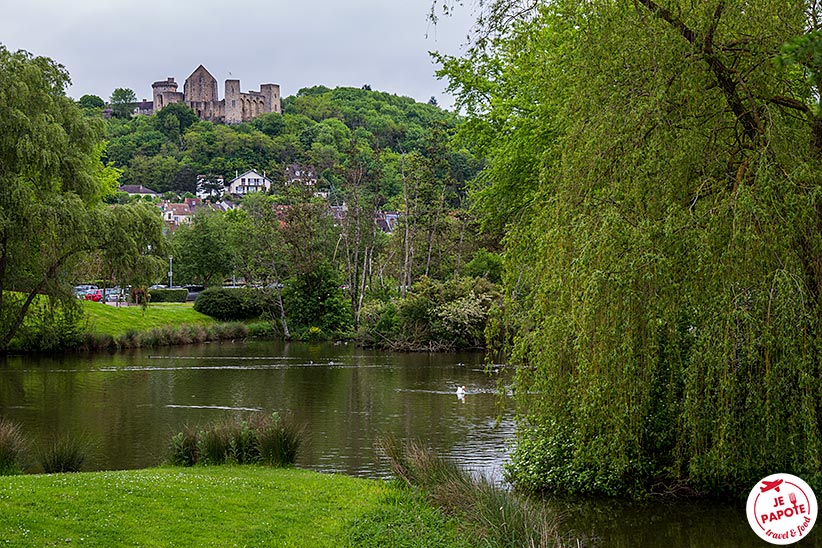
[0,467,469,548]
[81,301,216,337]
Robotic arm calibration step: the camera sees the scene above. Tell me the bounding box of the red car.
[84,290,103,302]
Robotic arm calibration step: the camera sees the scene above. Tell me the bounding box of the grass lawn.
[0,467,469,548]
[81,301,217,337]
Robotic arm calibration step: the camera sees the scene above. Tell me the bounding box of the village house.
[158,200,194,230]
[227,170,273,196]
[285,164,318,187]
[118,184,159,197]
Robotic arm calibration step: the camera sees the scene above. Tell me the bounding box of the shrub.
[169,426,199,467]
[148,288,189,303]
[357,277,502,351]
[282,262,352,333]
[38,435,90,473]
[0,419,26,475]
[198,420,232,465]
[462,248,504,284]
[247,321,275,338]
[169,413,302,468]
[194,288,263,321]
[257,413,302,467]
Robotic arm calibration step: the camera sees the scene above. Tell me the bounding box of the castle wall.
[152,77,179,113]
[152,67,280,124]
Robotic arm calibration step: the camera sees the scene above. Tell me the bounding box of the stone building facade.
[151,65,280,123]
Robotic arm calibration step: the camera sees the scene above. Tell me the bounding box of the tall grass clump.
[169,425,200,466]
[0,418,26,475]
[38,435,90,473]
[378,438,560,548]
[168,413,302,467]
[256,413,303,467]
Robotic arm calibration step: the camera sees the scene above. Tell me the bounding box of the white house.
[226,170,272,196]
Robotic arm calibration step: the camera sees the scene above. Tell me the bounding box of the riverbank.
[81,301,217,337]
[0,466,469,547]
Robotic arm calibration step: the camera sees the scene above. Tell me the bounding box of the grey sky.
[1,0,475,109]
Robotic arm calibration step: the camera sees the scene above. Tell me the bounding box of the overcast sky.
[1,0,476,109]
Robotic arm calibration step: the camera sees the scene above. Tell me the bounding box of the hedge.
[149,288,189,303]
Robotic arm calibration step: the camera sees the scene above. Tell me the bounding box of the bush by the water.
[0,418,26,475]
[194,288,264,321]
[37,435,90,473]
[357,277,501,351]
[169,413,302,467]
[282,262,352,337]
[148,288,188,303]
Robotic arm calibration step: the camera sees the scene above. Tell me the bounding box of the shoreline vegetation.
[0,416,567,548]
[5,276,502,353]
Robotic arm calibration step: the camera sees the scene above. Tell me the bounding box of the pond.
[0,340,511,478]
[1,340,818,547]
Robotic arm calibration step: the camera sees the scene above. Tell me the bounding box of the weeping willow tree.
[437,0,822,497]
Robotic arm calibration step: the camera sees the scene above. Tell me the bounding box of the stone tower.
[184,65,219,103]
[260,84,282,114]
[152,77,183,112]
[184,65,220,121]
[225,79,241,124]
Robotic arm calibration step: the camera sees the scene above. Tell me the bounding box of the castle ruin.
[151,65,281,124]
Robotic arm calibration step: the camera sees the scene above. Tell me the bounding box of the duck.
[456,385,466,397]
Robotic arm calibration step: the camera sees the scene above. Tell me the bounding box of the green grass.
[81,301,216,337]
[0,467,468,548]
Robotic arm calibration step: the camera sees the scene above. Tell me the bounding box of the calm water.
[0,340,511,478]
[1,340,818,547]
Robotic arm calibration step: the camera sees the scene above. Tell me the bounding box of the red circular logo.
[747,473,817,545]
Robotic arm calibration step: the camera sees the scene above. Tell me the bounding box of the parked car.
[74,284,98,298]
[84,290,103,302]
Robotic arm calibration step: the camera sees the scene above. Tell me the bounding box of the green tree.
[438,0,822,497]
[0,47,165,349]
[110,87,137,119]
[155,103,198,146]
[78,94,104,110]
[171,210,234,287]
[234,193,291,338]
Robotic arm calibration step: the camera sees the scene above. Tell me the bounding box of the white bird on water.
[456,385,466,398]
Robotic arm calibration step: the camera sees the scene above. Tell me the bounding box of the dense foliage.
[147,288,188,303]
[103,85,478,199]
[105,86,499,346]
[0,45,166,351]
[193,287,263,321]
[358,276,501,351]
[438,0,822,497]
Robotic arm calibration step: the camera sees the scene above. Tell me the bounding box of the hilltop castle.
[150,65,281,124]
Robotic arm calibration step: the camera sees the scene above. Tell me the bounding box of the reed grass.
[38,435,91,473]
[0,418,26,475]
[378,437,561,548]
[168,413,303,468]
